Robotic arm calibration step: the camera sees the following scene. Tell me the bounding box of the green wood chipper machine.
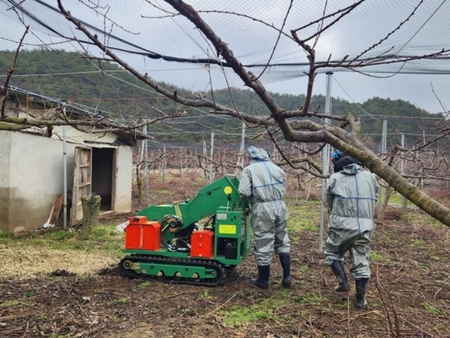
[119,175,252,286]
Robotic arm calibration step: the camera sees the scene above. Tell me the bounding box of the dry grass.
[0,245,117,279]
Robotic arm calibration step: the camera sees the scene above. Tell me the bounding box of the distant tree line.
[0,49,445,149]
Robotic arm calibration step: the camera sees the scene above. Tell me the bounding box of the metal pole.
[239,121,245,171]
[319,71,333,251]
[401,133,407,207]
[62,104,68,229]
[203,141,207,180]
[143,123,149,204]
[378,119,387,219]
[162,145,167,183]
[209,131,214,184]
[400,133,405,174]
[381,119,387,155]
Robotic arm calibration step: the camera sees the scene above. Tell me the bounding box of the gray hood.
[341,163,364,175]
[247,146,270,163]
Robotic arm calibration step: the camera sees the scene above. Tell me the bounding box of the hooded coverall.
[238,146,290,266]
[325,162,380,280]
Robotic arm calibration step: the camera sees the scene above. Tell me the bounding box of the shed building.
[0,86,145,232]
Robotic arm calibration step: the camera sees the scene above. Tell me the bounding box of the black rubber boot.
[330,260,350,292]
[279,253,291,288]
[355,278,369,309]
[251,265,270,289]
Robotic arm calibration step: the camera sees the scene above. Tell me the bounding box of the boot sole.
[282,276,291,288]
[355,299,368,309]
[251,279,269,289]
[335,286,350,292]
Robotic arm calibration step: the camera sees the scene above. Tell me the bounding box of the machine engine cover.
[125,216,161,251]
[190,230,214,258]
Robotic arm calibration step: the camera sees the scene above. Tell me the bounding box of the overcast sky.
[1,0,449,114]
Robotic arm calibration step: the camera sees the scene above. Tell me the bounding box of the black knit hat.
[331,151,363,172]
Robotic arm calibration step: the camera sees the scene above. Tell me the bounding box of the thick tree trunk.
[285,124,450,226]
[81,195,102,227]
[365,152,450,226]
[377,186,393,221]
[136,166,143,203]
[56,0,450,227]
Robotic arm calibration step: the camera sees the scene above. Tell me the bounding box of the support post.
[319,71,333,251]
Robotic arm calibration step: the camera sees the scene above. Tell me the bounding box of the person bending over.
[325,150,380,308]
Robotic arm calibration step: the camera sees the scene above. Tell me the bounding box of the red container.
[190,230,214,258]
[125,216,161,251]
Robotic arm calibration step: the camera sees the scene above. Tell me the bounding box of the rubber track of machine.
[119,255,226,286]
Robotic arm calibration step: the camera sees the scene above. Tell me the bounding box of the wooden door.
[70,147,92,225]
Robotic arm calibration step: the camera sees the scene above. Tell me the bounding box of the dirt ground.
[1,183,450,337]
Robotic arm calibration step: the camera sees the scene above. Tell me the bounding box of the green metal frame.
[137,175,244,226]
[122,175,252,280]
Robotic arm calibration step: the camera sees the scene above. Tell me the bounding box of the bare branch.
[1,26,29,118]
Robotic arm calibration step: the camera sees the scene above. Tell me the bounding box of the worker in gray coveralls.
[238,146,291,289]
[325,150,380,308]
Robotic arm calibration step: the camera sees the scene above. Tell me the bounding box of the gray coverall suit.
[325,162,380,280]
[239,146,290,266]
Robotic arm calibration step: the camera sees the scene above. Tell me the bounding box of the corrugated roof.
[2,85,151,147]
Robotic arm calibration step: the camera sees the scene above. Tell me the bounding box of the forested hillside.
[0,49,443,147]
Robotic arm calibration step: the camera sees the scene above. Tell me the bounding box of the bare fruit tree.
[0,30,187,134]
[3,1,450,225]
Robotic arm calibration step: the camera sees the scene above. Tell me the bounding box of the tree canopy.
[0,49,442,148]
[3,0,450,225]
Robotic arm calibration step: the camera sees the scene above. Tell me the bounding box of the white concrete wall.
[0,129,134,232]
[0,132,12,230]
[0,131,76,232]
[114,146,133,212]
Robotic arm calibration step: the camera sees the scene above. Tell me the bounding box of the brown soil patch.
[1,179,450,337]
